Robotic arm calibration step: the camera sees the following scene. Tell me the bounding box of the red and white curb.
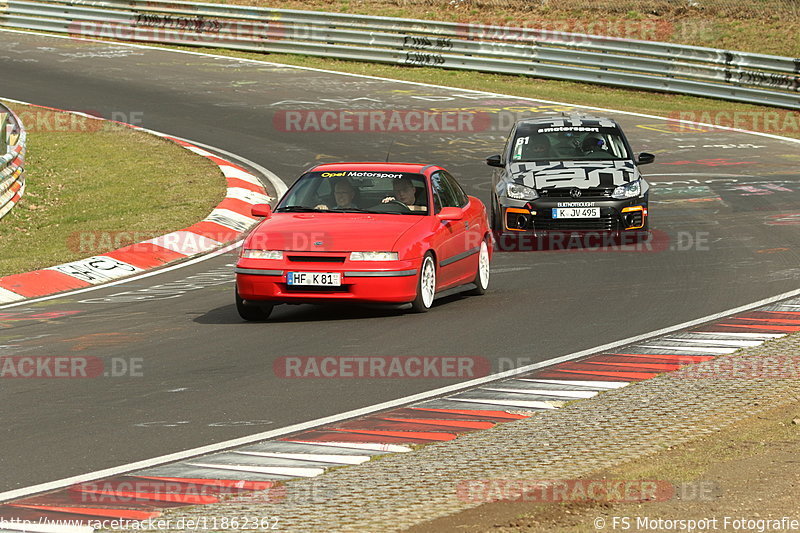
[0,103,272,304]
[1,296,798,531]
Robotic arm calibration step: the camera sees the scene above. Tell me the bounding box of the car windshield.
[276,170,429,215]
[511,125,630,162]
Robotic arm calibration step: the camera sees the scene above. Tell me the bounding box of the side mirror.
[437,207,464,221]
[486,154,503,168]
[251,204,272,218]
[637,152,655,165]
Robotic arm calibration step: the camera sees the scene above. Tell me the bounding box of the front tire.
[236,288,274,321]
[467,239,490,295]
[410,252,436,313]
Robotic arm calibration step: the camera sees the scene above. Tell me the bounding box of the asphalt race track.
[1,31,799,492]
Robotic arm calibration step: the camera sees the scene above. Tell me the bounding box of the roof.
[515,113,619,128]
[310,162,433,173]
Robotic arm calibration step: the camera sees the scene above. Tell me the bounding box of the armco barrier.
[0,0,798,109]
[0,103,26,221]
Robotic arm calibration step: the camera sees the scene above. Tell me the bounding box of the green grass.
[0,103,225,276]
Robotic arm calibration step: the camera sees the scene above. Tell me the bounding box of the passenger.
[316,179,360,210]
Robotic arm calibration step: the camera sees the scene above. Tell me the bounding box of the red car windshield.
[276,171,429,215]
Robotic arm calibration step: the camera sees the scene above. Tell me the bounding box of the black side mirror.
[486,154,503,168]
[637,152,655,165]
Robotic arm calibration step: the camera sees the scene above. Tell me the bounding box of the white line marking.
[287,441,412,453]
[520,379,629,389]
[691,332,785,339]
[448,397,556,410]
[660,337,764,347]
[233,451,370,465]
[185,462,324,478]
[636,345,739,354]
[482,387,598,399]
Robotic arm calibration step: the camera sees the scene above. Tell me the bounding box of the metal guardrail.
[1,0,798,109]
[0,103,26,221]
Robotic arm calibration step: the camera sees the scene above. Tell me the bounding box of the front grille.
[287,255,346,263]
[539,188,612,198]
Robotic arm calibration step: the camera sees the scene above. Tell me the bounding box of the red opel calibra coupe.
[235,162,492,320]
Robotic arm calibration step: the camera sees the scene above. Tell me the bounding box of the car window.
[442,171,468,208]
[277,170,429,215]
[511,125,630,161]
[431,171,460,210]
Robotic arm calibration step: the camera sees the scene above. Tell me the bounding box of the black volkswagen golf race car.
[487,114,654,248]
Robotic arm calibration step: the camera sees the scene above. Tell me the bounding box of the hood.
[245,213,425,252]
[509,160,641,190]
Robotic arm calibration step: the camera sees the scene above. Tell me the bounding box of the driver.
[581,133,608,155]
[382,177,426,212]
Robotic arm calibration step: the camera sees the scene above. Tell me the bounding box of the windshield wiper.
[275,206,325,212]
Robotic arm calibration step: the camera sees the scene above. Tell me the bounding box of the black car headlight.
[612,179,642,200]
[506,182,539,201]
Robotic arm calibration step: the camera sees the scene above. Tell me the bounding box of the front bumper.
[235,256,420,304]
[499,196,648,236]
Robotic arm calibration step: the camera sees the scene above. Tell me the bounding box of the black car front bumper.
[500,195,648,235]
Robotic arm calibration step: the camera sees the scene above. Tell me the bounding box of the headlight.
[506,182,539,201]
[612,180,642,200]
[241,249,283,259]
[349,251,399,261]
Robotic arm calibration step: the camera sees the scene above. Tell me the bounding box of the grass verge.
[0,103,224,276]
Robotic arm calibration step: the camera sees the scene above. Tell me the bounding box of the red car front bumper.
[235,258,420,304]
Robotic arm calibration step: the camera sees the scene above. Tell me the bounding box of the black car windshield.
[276,170,429,215]
[511,125,630,162]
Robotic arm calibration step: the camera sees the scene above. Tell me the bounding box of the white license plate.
[552,207,600,219]
[287,272,341,286]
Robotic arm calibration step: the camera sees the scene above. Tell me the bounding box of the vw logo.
[569,187,582,198]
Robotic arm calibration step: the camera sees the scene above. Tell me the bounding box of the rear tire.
[467,239,490,296]
[236,288,273,321]
[410,253,436,313]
